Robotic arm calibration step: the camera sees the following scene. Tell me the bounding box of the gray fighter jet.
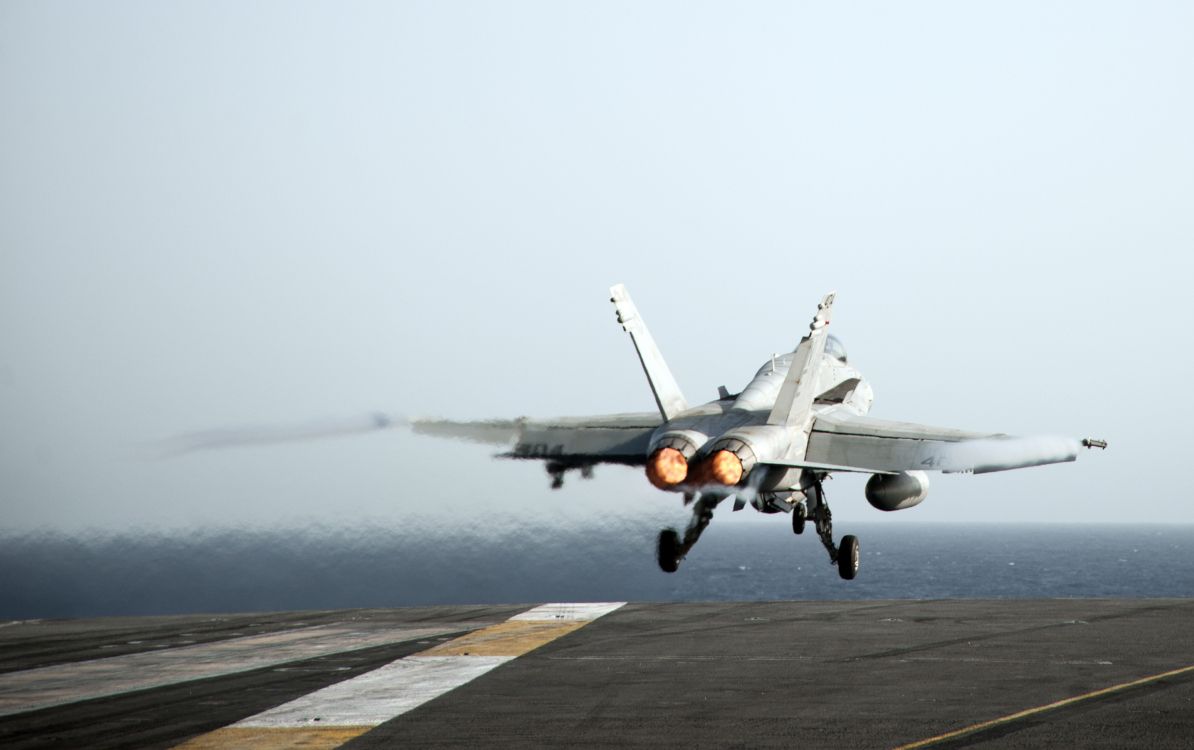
[170,285,1106,579]
[407,285,1106,579]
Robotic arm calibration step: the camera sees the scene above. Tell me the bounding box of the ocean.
[2,523,1192,619]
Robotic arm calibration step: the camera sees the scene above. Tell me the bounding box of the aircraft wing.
[412,412,662,466]
[804,409,1082,474]
[160,411,661,466]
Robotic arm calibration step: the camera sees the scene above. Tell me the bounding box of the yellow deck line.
[420,620,586,656]
[173,726,371,750]
[893,663,1194,749]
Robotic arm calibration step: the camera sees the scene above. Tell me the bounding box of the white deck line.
[509,601,626,622]
[234,602,626,729]
[0,624,461,717]
[235,655,514,727]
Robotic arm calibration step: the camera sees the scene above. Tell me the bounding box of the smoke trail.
[154,412,407,457]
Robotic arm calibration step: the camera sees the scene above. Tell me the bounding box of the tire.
[792,505,807,535]
[657,529,681,573]
[837,535,860,580]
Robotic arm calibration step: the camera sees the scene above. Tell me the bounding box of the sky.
[2,1,1192,535]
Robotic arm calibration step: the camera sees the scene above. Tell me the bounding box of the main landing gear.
[807,477,859,580]
[656,477,861,580]
[657,495,719,573]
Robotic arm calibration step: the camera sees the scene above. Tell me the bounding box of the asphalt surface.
[2,599,1191,749]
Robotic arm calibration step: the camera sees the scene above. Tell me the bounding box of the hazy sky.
[2,1,1192,534]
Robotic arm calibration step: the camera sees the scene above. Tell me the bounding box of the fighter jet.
[169,285,1106,579]
[404,285,1106,579]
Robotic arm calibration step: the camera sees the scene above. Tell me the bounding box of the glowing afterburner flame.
[708,450,743,486]
[646,447,688,489]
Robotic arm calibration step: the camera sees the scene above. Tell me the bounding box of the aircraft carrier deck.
[1,599,1191,749]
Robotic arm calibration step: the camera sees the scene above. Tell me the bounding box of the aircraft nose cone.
[646,448,688,489]
[708,450,743,486]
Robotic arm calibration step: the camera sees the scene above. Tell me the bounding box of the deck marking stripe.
[0,624,464,718]
[892,662,1194,749]
[174,602,625,749]
[228,655,514,728]
[421,620,585,656]
[169,726,372,750]
[509,602,626,621]
[234,602,623,727]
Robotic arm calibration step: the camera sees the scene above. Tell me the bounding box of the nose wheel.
[792,502,807,535]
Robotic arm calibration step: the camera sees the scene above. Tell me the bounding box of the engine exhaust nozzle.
[708,449,744,486]
[646,447,688,489]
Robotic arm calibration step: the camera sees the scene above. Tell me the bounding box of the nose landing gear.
[792,501,807,535]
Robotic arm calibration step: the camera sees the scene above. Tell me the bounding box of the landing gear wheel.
[657,529,681,573]
[837,535,860,580]
[792,504,807,535]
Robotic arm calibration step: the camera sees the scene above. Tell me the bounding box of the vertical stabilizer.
[610,284,688,420]
[767,291,836,427]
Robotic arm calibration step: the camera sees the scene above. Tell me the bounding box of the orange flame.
[708,450,743,486]
[646,447,688,489]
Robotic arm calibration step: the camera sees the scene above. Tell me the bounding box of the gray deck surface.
[1,599,1191,749]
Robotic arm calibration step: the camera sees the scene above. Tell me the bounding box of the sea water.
[2,523,1192,619]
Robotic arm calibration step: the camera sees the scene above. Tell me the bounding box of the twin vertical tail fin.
[767,291,836,427]
[610,284,688,421]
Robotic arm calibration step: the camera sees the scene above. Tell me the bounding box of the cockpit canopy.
[825,334,847,364]
[754,335,847,377]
